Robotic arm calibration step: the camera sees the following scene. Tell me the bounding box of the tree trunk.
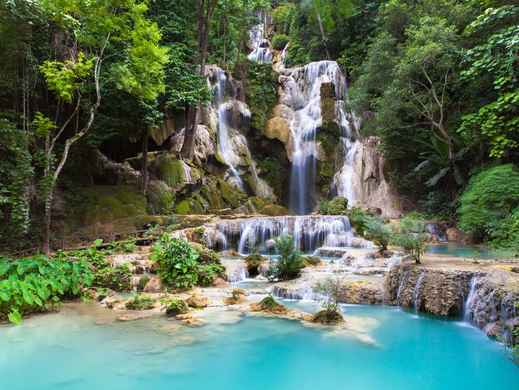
[42,188,54,254]
[141,127,149,195]
[315,11,331,59]
[181,0,217,160]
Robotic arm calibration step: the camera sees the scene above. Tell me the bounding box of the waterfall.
[413,272,425,311]
[208,215,358,254]
[247,18,272,64]
[211,68,244,188]
[396,270,410,305]
[464,277,479,322]
[277,60,358,213]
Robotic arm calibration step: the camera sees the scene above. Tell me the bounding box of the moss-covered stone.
[155,154,187,188]
[147,180,175,214]
[175,194,207,215]
[218,179,246,208]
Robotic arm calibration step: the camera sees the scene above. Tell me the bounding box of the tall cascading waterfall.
[212,67,244,188]
[247,14,272,63]
[278,60,359,213]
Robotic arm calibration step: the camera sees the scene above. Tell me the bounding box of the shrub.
[348,207,371,236]
[125,294,155,310]
[392,233,427,264]
[458,164,519,241]
[254,295,287,314]
[272,33,290,50]
[313,277,344,324]
[489,207,519,254]
[269,235,305,281]
[93,264,132,291]
[151,235,200,289]
[392,213,428,264]
[162,298,189,317]
[320,196,348,215]
[197,263,225,286]
[245,253,266,277]
[0,255,93,324]
[364,218,392,251]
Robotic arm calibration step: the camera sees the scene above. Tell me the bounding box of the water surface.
[0,303,517,389]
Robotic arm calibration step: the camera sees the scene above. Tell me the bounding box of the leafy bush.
[151,235,200,289]
[254,295,287,314]
[269,235,305,281]
[489,207,519,254]
[347,207,371,236]
[313,277,344,324]
[0,255,93,324]
[391,233,427,264]
[320,196,348,215]
[458,165,519,242]
[93,264,132,291]
[272,33,290,50]
[197,263,225,286]
[125,294,155,310]
[162,297,189,317]
[364,218,392,251]
[392,213,428,264]
[245,253,266,277]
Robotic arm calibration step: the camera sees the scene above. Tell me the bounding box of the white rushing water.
[211,67,245,188]
[277,60,360,213]
[464,277,479,322]
[248,16,272,63]
[208,215,360,253]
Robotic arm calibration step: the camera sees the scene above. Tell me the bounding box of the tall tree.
[35,0,168,253]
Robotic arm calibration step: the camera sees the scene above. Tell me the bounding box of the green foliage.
[0,255,93,324]
[93,263,132,292]
[364,218,392,251]
[245,253,266,277]
[151,235,200,289]
[314,277,344,324]
[458,6,519,158]
[39,52,94,103]
[162,297,189,317]
[245,62,277,130]
[125,294,155,310]
[196,263,225,287]
[392,213,428,264]
[489,208,519,254]
[347,207,371,236]
[269,235,305,281]
[256,295,286,313]
[458,164,519,242]
[319,196,348,215]
[272,34,290,50]
[0,119,33,243]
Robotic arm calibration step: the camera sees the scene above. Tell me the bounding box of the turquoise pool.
[426,243,505,259]
[0,303,517,389]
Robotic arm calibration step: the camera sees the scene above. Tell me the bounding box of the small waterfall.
[209,215,357,254]
[247,16,272,63]
[396,270,410,305]
[212,68,244,188]
[464,277,479,322]
[413,272,425,311]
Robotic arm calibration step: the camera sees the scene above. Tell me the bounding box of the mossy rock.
[303,256,322,266]
[67,185,147,227]
[245,253,266,276]
[251,295,287,314]
[261,204,289,216]
[200,178,224,210]
[175,193,208,215]
[147,180,175,214]
[155,154,188,189]
[218,179,246,208]
[190,242,221,264]
[165,298,189,317]
[312,309,344,325]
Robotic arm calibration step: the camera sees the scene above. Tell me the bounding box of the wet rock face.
[384,264,474,316]
[385,265,519,346]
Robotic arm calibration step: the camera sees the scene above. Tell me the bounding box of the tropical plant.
[162,297,189,317]
[151,235,200,289]
[391,233,427,264]
[313,277,344,324]
[269,235,305,281]
[458,165,519,242]
[364,218,392,251]
[0,255,93,324]
[125,294,155,310]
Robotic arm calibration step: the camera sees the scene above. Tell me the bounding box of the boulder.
[446,227,467,243]
[186,293,209,309]
[265,116,291,145]
[143,276,163,293]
